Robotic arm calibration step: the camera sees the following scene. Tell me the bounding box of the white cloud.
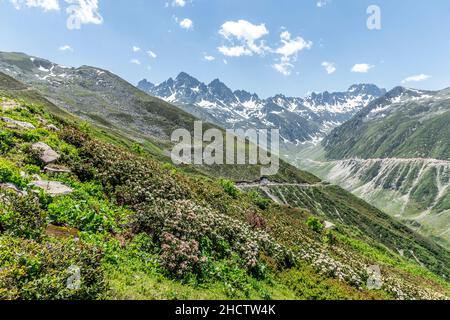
[9,0,102,29]
[351,63,374,73]
[130,59,141,65]
[172,0,185,7]
[272,30,312,76]
[147,50,157,59]
[59,44,73,51]
[275,31,312,57]
[402,74,431,83]
[273,62,294,76]
[217,45,252,57]
[132,46,141,52]
[9,0,60,11]
[65,0,103,30]
[218,20,269,57]
[203,54,215,61]
[179,18,193,30]
[321,61,336,74]
[317,0,331,7]
[216,20,311,76]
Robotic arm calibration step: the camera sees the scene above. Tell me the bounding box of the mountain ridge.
[138,72,387,146]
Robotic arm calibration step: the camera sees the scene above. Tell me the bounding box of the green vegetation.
[306,216,324,233]
[0,75,449,300]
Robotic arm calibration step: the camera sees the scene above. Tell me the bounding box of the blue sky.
[1,0,450,97]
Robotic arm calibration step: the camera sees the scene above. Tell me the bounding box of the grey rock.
[31,180,73,196]
[324,221,336,230]
[31,142,60,164]
[1,117,36,129]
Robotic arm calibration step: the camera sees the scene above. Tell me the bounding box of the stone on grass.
[324,221,336,230]
[31,180,73,196]
[1,117,36,130]
[31,142,60,164]
[46,124,60,131]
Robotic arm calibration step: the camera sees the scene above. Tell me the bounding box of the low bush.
[47,181,129,234]
[219,179,240,199]
[0,236,106,300]
[132,199,294,279]
[0,159,28,188]
[306,216,324,233]
[248,190,271,210]
[0,191,46,240]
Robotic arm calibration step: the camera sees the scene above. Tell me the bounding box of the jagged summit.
[138,72,386,146]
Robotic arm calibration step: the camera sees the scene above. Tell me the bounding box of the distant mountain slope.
[302,87,450,246]
[302,157,450,247]
[0,52,206,146]
[138,73,386,146]
[323,87,450,160]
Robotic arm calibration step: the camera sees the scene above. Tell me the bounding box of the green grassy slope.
[323,87,450,160]
[0,74,449,300]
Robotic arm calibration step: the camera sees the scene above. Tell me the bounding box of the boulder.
[31,180,73,196]
[31,142,60,164]
[1,117,36,130]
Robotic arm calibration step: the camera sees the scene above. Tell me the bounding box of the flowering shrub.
[132,199,295,278]
[160,232,202,277]
[246,212,268,231]
[59,128,296,279]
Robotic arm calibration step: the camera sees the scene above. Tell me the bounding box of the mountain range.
[138,73,386,146]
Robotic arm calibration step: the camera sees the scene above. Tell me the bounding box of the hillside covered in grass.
[0,74,449,300]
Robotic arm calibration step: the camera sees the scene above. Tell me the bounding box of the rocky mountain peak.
[137,79,154,92]
[137,73,387,146]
